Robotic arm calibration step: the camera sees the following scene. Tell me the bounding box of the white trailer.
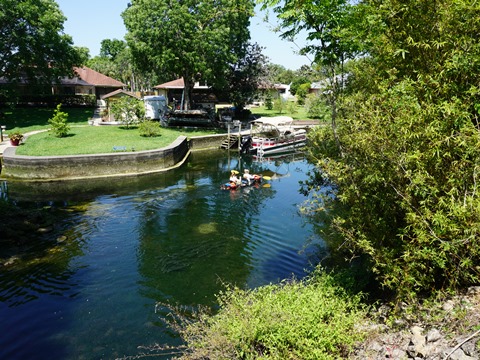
[144,95,168,120]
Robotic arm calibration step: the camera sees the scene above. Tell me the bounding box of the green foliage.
[286,101,298,114]
[273,96,286,114]
[304,0,480,301]
[265,94,273,110]
[139,120,162,137]
[122,0,254,110]
[296,82,311,105]
[219,43,268,110]
[178,270,369,359]
[48,104,70,138]
[305,94,331,121]
[0,0,82,85]
[109,96,145,129]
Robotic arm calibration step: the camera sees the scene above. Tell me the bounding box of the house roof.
[154,78,209,90]
[74,66,126,87]
[101,89,140,100]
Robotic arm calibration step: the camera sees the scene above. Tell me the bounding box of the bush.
[265,94,273,110]
[305,93,331,121]
[139,120,162,137]
[109,96,145,128]
[48,104,70,138]
[177,270,369,359]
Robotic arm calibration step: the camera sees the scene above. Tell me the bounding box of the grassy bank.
[16,126,220,156]
[1,106,223,156]
[249,104,316,121]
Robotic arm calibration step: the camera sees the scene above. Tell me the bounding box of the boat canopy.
[250,116,295,137]
[250,116,294,127]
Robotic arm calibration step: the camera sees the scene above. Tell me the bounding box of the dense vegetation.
[166,0,480,358]
[0,0,82,98]
[3,0,480,358]
[303,0,480,301]
[175,271,368,360]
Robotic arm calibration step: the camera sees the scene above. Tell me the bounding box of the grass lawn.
[249,104,317,121]
[1,107,94,134]
[1,106,223,156]
[16,126,220,156]
[3,105,315,156]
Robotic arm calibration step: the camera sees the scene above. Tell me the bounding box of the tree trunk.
[182,76,195,110]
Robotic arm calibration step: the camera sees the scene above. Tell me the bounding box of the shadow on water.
[0,150,325,359]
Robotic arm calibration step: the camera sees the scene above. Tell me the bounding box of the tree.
[99,39,127,61]
[261,0,362,150]
[122,0,255,110]
[304,0,480,300]
[48,103,70,138]
[217,43,268,114]
[109,96,145,128]
[0,0,82,85]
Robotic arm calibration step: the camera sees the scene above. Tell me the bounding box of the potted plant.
[8,132,23,146]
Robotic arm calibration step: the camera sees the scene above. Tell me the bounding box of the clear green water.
[0,151,324,359]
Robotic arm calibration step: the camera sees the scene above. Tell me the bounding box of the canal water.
[0,150,324,359]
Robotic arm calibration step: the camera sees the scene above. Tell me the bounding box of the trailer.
[144,95,168,121]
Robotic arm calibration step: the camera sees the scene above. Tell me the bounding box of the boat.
[220,171,266,191]
[240,116,307,155]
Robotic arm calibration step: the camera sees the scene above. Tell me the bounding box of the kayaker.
[243,169,261,185]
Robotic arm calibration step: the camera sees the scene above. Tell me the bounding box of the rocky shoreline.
[355,287,480,359]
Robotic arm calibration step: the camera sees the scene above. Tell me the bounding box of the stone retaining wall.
[1,136,190,181]
[189,133,232,150]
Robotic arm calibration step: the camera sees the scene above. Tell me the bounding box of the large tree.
[261,0,362,149]
[0,0,82,85]
[303,0,480,300]
[122,0,255,110]
[217,42,268,112]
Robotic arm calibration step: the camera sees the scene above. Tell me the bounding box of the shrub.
[109,96,145,128]
[265,94,273,110]
[48,104,70,138]
[305,93,331,121]
[139,120,162,137]
[177,270,369,359]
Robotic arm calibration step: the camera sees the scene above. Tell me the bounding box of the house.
[54,66,127,100]
[0,66,126,105]
[309,74,350,96]
[257,83,294,101]
[154,78,218,110]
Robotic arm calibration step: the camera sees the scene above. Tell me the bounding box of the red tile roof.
[154,78,185,89]
[74,66,126,87]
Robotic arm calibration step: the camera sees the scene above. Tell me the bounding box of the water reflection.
[0,150,324,359]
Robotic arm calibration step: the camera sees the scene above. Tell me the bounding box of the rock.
[443,299,456,312]
[389,348,406,359]
[461,340,477,357]
[447,347,477,360]
[467,286,480,296]
[426,328,442,343]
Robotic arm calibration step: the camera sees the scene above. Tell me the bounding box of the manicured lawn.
[3,105,316,157]
[16,126,222,156]
[1,106,223,156]
[1,107,93,134]
[249,104,316,121]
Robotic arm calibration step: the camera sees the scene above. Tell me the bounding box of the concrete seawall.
[0,134,232,181]
[1,136,190,181]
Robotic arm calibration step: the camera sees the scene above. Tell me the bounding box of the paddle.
[262,175,271,180]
